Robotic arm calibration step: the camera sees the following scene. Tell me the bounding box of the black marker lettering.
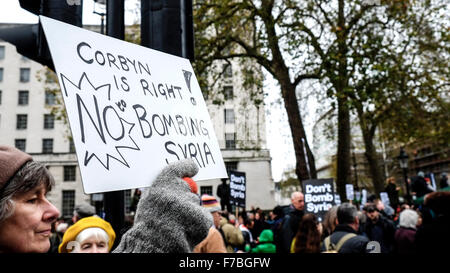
[76,94,106,144]
[121,76,129,92]
[196,142,205,167]
[138,61,151,76]
[107,53,120,70]
[118,55,129,71]
[126,58,138,74]
[188,143,202,167]
[204,143,215,164]
[94,51,105,65]
[165,141,179,164]
[163,114,178,135]
[132,104,152,138]
[103,105,124,141]
[152,114,166,136]
[77,42,93,64]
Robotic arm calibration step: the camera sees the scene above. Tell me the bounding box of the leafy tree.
[344,0,449,194]
[193,0,449,199]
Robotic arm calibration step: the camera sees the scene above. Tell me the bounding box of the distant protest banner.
[302,179,335,222]
[380,192,390,206]
[346,184,354,201]
[229,171,246,208]
[40,16,227,193]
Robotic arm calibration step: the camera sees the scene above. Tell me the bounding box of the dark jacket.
[385,183,399,209]
[276,206,304,253]
[415,215,450,253]
[363,214,396,253]
[321,224,369,253]
[411,176,433,198]
[394,227,416,254]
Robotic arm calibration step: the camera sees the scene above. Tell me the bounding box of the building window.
[0,46,4,59]
[16,114,27,129]
[224,86,233,100]
[42,138,53,154]
[62,190,75,218]
[69,139,76,153]
[225,133,236,149]
[225,161,238,174]
[0,68,3,82]
[15,139,26,152]
[223,63,232,78]
[224,109,235,124]
[44,114,55,129]
[200,186,213,196]
[20,68,30,82]
[64,166,76,181]
[18,90,29,105]
[45,91,56,105]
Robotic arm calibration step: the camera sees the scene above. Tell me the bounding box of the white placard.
[345,184,354,201]
[361,189,367,205]
[380,192,390,206]
[40,16,228,193]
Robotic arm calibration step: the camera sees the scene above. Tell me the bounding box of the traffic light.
[141,0,194,61]
[0,0,83,70]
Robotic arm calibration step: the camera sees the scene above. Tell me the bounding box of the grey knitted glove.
[113,159,213,253]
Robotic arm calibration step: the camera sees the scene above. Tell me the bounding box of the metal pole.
[352,150,359,190]
[301,138,311,180]
[103,0,125,250]
[403,167,410,205]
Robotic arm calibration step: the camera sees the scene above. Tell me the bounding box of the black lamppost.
[93,0,106,34]
[398,147,410,204]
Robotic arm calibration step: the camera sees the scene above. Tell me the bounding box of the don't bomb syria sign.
[40,16,227,193]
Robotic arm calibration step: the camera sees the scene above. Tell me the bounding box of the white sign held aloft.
[40,16,228,193]
[345,184,354,201]
[380,192,390,206]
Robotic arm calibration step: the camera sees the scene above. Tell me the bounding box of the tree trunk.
[334,0,352,201]
[336,96,351,201]
[278,79,317,185]
[360,121,385,195]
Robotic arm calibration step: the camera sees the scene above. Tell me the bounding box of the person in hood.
[249,229,276,253]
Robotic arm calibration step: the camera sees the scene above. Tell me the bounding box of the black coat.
[411,176,433,198]
[275,206,304,253]
[385,183,399,209]
[415,215,450,253]
[363,215,396,253]
[321,225,369,253]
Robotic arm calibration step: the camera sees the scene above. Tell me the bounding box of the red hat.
[0,145,33,190]
[183,177,198,194]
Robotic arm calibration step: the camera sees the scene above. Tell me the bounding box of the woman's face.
[77,235,109,253]
[0,184,59,253]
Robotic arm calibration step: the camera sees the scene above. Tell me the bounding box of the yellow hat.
[58,216,116,253]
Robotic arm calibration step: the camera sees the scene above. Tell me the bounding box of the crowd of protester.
[1,145,449,254]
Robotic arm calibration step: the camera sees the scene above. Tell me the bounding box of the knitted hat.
[0,145,33,190]
[201,194,221,213]
[183,177,198,194]
[74,203,96,218]
[59,216,116,253]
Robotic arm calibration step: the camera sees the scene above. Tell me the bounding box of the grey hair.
[337,203,358,225]
[399,209,419,229]
[0,161,54,223]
